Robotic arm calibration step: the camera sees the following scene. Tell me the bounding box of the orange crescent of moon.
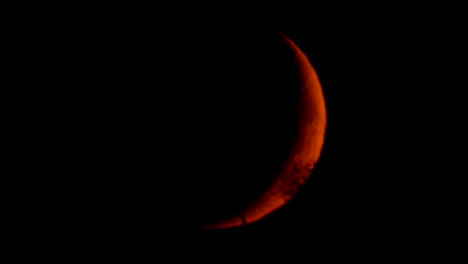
[202,33,327,229]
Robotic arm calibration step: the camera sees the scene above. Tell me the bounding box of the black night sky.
[22,4,460,257]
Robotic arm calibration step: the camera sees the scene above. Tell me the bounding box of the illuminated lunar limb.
[202,33,327,229]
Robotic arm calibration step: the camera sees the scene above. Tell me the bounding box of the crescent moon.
[202,33,327,229]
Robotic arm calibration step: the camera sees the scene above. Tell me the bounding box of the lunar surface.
[202,33,327,229]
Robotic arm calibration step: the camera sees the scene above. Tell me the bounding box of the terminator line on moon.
[202,33,327,229]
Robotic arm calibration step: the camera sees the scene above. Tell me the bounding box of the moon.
[202,33,327,229]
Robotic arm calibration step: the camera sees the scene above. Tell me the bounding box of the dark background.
[12,4,462,257]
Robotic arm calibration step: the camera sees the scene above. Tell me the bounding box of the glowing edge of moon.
[202,33,327,229]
